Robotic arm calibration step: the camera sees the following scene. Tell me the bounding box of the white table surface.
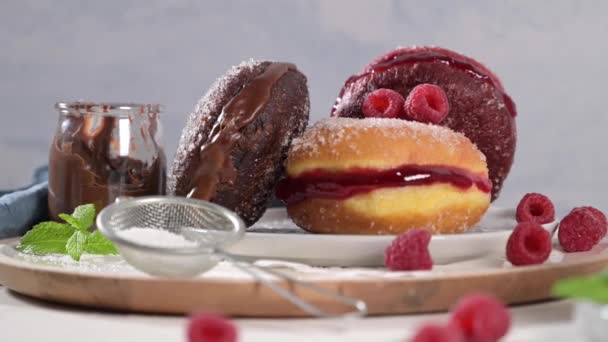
[0,285,583,342]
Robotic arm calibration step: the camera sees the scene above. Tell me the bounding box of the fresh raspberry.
[412,323,465,342]
[579,206,608,237]
[361,88,405,118]
[558,207,606,252]
[450,293,511,342]
[404,84,450,124]
[506,221,552,266]
[384,229,433,271]
[188,313,237,342]
[515,193,555,224]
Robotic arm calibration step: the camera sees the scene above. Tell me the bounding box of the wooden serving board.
[1,238,607,317]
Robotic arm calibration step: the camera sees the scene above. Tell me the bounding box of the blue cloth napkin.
[0,166,286,239]
[0,167,49,239]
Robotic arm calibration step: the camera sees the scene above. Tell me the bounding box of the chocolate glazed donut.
[169,60,310,226]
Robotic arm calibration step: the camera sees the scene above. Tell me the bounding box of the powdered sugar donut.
[276,118,491,235]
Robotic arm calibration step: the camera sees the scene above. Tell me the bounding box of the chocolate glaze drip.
[276,164,492,205]
[187,62,295,200]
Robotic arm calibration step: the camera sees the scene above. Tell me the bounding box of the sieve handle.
[217,252,368,318]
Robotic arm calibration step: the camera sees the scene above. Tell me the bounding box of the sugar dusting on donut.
[281,116,492,235]
[291,117,485,162]
[170,59,310,193]
[170,59,263,193]
[169,59,310,226]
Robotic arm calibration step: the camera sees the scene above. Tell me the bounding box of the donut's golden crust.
[287,184,490,235]
[284,118,491,235]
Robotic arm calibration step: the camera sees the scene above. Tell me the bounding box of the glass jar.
[48,102,166,220]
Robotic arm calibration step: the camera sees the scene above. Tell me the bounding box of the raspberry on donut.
[332,46,516,201]
[404,84,450,124]
[276,118,491,235]
[169,60,310,226]
[362,88,405,118]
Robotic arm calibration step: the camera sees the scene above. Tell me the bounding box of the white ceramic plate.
[225,206,558,267]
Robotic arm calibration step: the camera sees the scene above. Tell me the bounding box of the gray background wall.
[1,0,607,212]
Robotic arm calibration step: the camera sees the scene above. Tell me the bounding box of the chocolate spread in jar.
[186,62,294,199]
[48,104,166,220]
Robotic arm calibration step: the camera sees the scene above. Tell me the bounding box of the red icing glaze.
[276,164,491,205]
[335,51,516,118]
[364,46,505,90]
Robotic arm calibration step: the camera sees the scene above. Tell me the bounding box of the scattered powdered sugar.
[15,251,136,274]
[249,218,303,233]
[6,234,590,281]
[116,227,199,248]
[547,249,565,263]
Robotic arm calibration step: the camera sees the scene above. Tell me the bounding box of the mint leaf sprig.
[18,204,118,261]
[552,272,608,304]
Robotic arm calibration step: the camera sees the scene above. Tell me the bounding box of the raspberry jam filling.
[276,164,492,205]
[335,51,516,117]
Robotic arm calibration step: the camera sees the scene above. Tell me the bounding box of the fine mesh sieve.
[97,196,367,318]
